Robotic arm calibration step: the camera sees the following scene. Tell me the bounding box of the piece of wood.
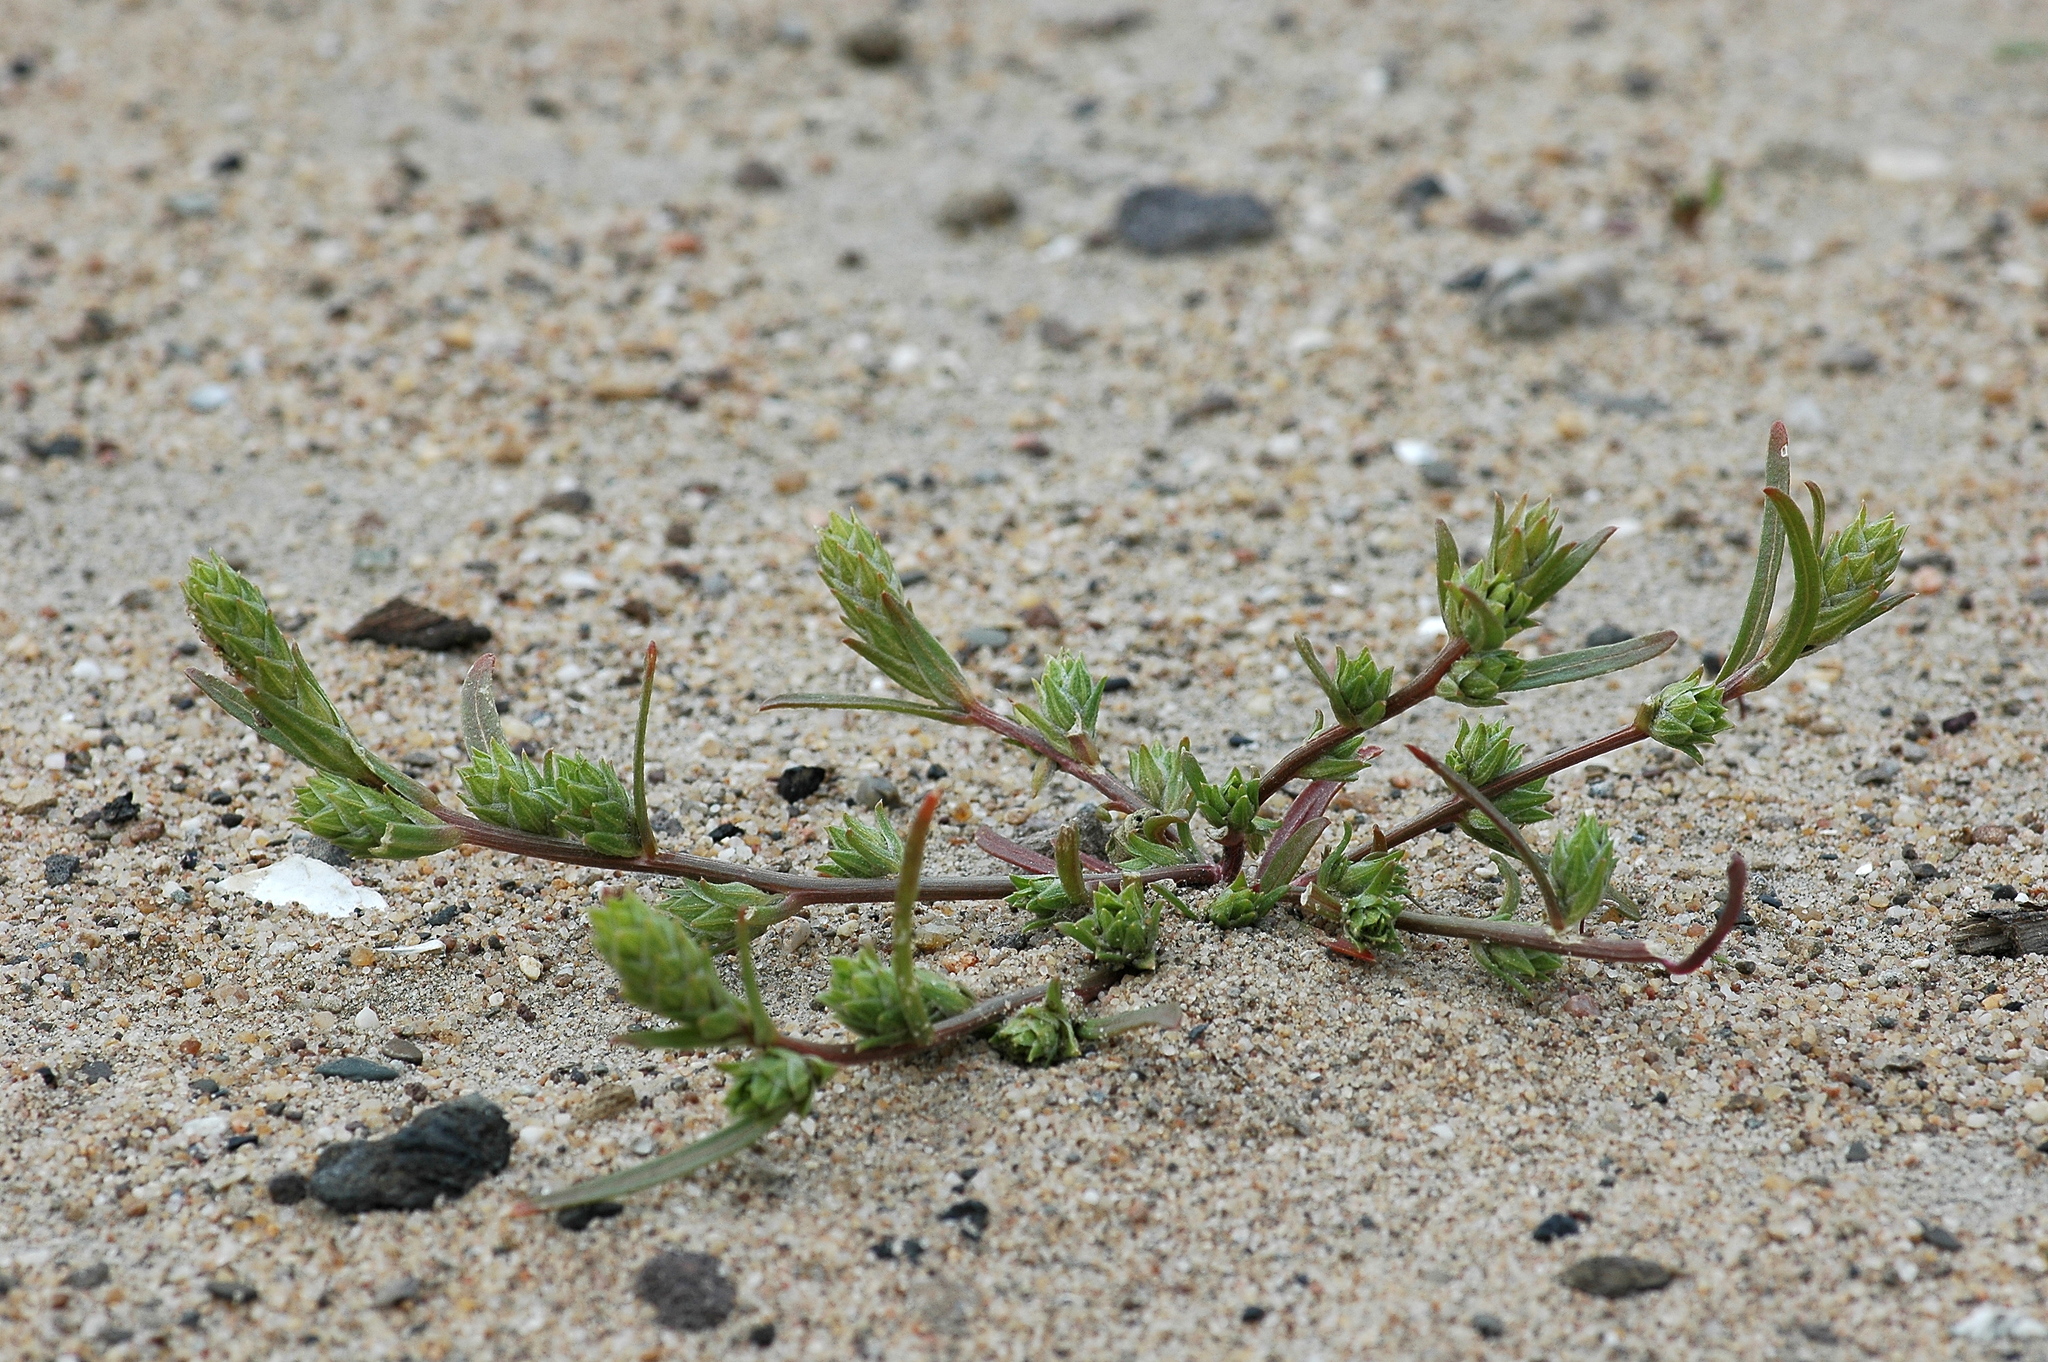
[1951,907,2048,957]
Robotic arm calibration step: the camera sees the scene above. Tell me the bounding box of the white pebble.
[187,382,233,413]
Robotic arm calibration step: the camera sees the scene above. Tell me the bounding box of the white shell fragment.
[215,855,387,919]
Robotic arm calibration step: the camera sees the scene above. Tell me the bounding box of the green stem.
[733,904,774,1049]
[895,791,939,1046]
[632,643,658,859]
[1406,745,1566,933]
[1256,639,1468,803]
[519,1116,779,1211]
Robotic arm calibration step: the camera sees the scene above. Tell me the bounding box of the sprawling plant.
[181,423,1906,1207]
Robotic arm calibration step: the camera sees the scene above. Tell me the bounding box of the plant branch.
[1392,855,1747,974]
[1369,724,1647,853]
[1256,639,1469,802]
[967,701,1146,812]
[1406,746,1565,932]
[770,965,1126,1065]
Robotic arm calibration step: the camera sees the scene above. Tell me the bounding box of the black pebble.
[344,597,492,652]
[870,1238,896,1260]
[44,854,81,887]
[710,823,743,842]
[775,765,828,802]
[205,1279,258,1304]
[1532,1212,1582,1243]
[747,1322,777,1347]
[1116,185,1276,255]
[555,1201,624,1232]
[307,1094,512,1213]
[1584,624,1634,648]
[225,1134,260,1152]
[268,1172,309,1205]
[1991,885,2018,901]
[189,1077,223,1096]
[1394,174,1448,211]
[218,813,244,828]
[315,1057,401,1082]
[425,903,466,926]
[938,1199,990,1239]
[1241,1305,1267,1324]
[1102,676,1132,693]
[1920,1224,1962,1252]
[634,1249,737,1332]
[1471,1312,1506,1339]
[1940,709,1977,735]
[1844,1141,1870,1163]
[925,764,947,779]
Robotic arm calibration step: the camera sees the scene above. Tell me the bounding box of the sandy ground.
[3,1,2048,1358]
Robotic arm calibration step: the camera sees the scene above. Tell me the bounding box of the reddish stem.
[1390,855,1747,975]
[1367,724,1648,855]
[967,701,1146,813]
[1256,640,1469,803]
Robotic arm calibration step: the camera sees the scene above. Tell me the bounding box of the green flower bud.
[819,805,904,879]
[588,891,751,1046]
[1006,873,1087,926]
[1434,649,1526,708]
[1438,497,1606,646]
[1443,720,1552,850]
[547,753,641,857]
[654,879,787,953]
[1471,940,1563,998]
[1296,637,1393,728]
[1547,814,1617,929]
[1127,741,1202,817]
[293,773,462,859]
[1015,651,1104,763]
[1308,833,1409,952]
[719,1048,835,1123]
[989,978,1082,1066]
[814,946,973,1050]
[1809,508,1907,648]
[1638,673,1733,764]
[456,741,566,836]
[816,513,971,710]
[1195,769,1266,848]
[1057,878,1162,972]
[1202,873,1271,930]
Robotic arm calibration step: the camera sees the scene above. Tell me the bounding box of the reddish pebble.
[1563,993,1600,1018]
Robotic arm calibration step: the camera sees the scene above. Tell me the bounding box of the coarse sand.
[3,2,2048,1358]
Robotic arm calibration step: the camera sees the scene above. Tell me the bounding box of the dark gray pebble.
[1920,1223,1962,1252]
[1845,1140,1870,1163]
[316,1057,401,1082]
[1471,1312,1506,1339]
[308,1094,512,1213]
[775,765,828,802]
[205,1279,258,1305]
[555,1200,625,1232]
[840,19,907,66]
[1584,624,1634,648]
[63,1263,111,1290]
[268,1172,309,1205]
[1116,185,1275,255]
[635,1249,736,1331]
[1532,1212,1582,1243]
[1559,1255,1674,1298]
[44,853,81,887]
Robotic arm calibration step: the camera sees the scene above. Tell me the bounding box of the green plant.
[181,421,1901,1207]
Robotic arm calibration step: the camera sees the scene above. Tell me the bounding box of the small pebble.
[307,1095,512,1213]
[937,185,1018,233]
[635,1249,737,1331]
[1532,1212,1582,1243]
[373,1274,423,1308]
[316,1057,400,1082]
[1584,624,1634,648]
[733,159,784,192]
[380,1038,424,1065]
[1241,1305,1267,1324]
[1920,1223,1962,1252]
[851,774,901,809]
[1478,254,1623,339]
[555,1201,625,1232]
[1559,1255,1674,1298]
[1471,1312,1506,1339]
[63,1263,111,1290]
[839,19,907,66]
[963,626,1012,651]
[268,1172,309,1205]
[1845,1140,1871,1162]
[187,383,233,413]
[206,1279,258,1305]
[775,765,828,802]
[344,598,491,651]
[1115,185,1276,255]
[747,1322,778,1347]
